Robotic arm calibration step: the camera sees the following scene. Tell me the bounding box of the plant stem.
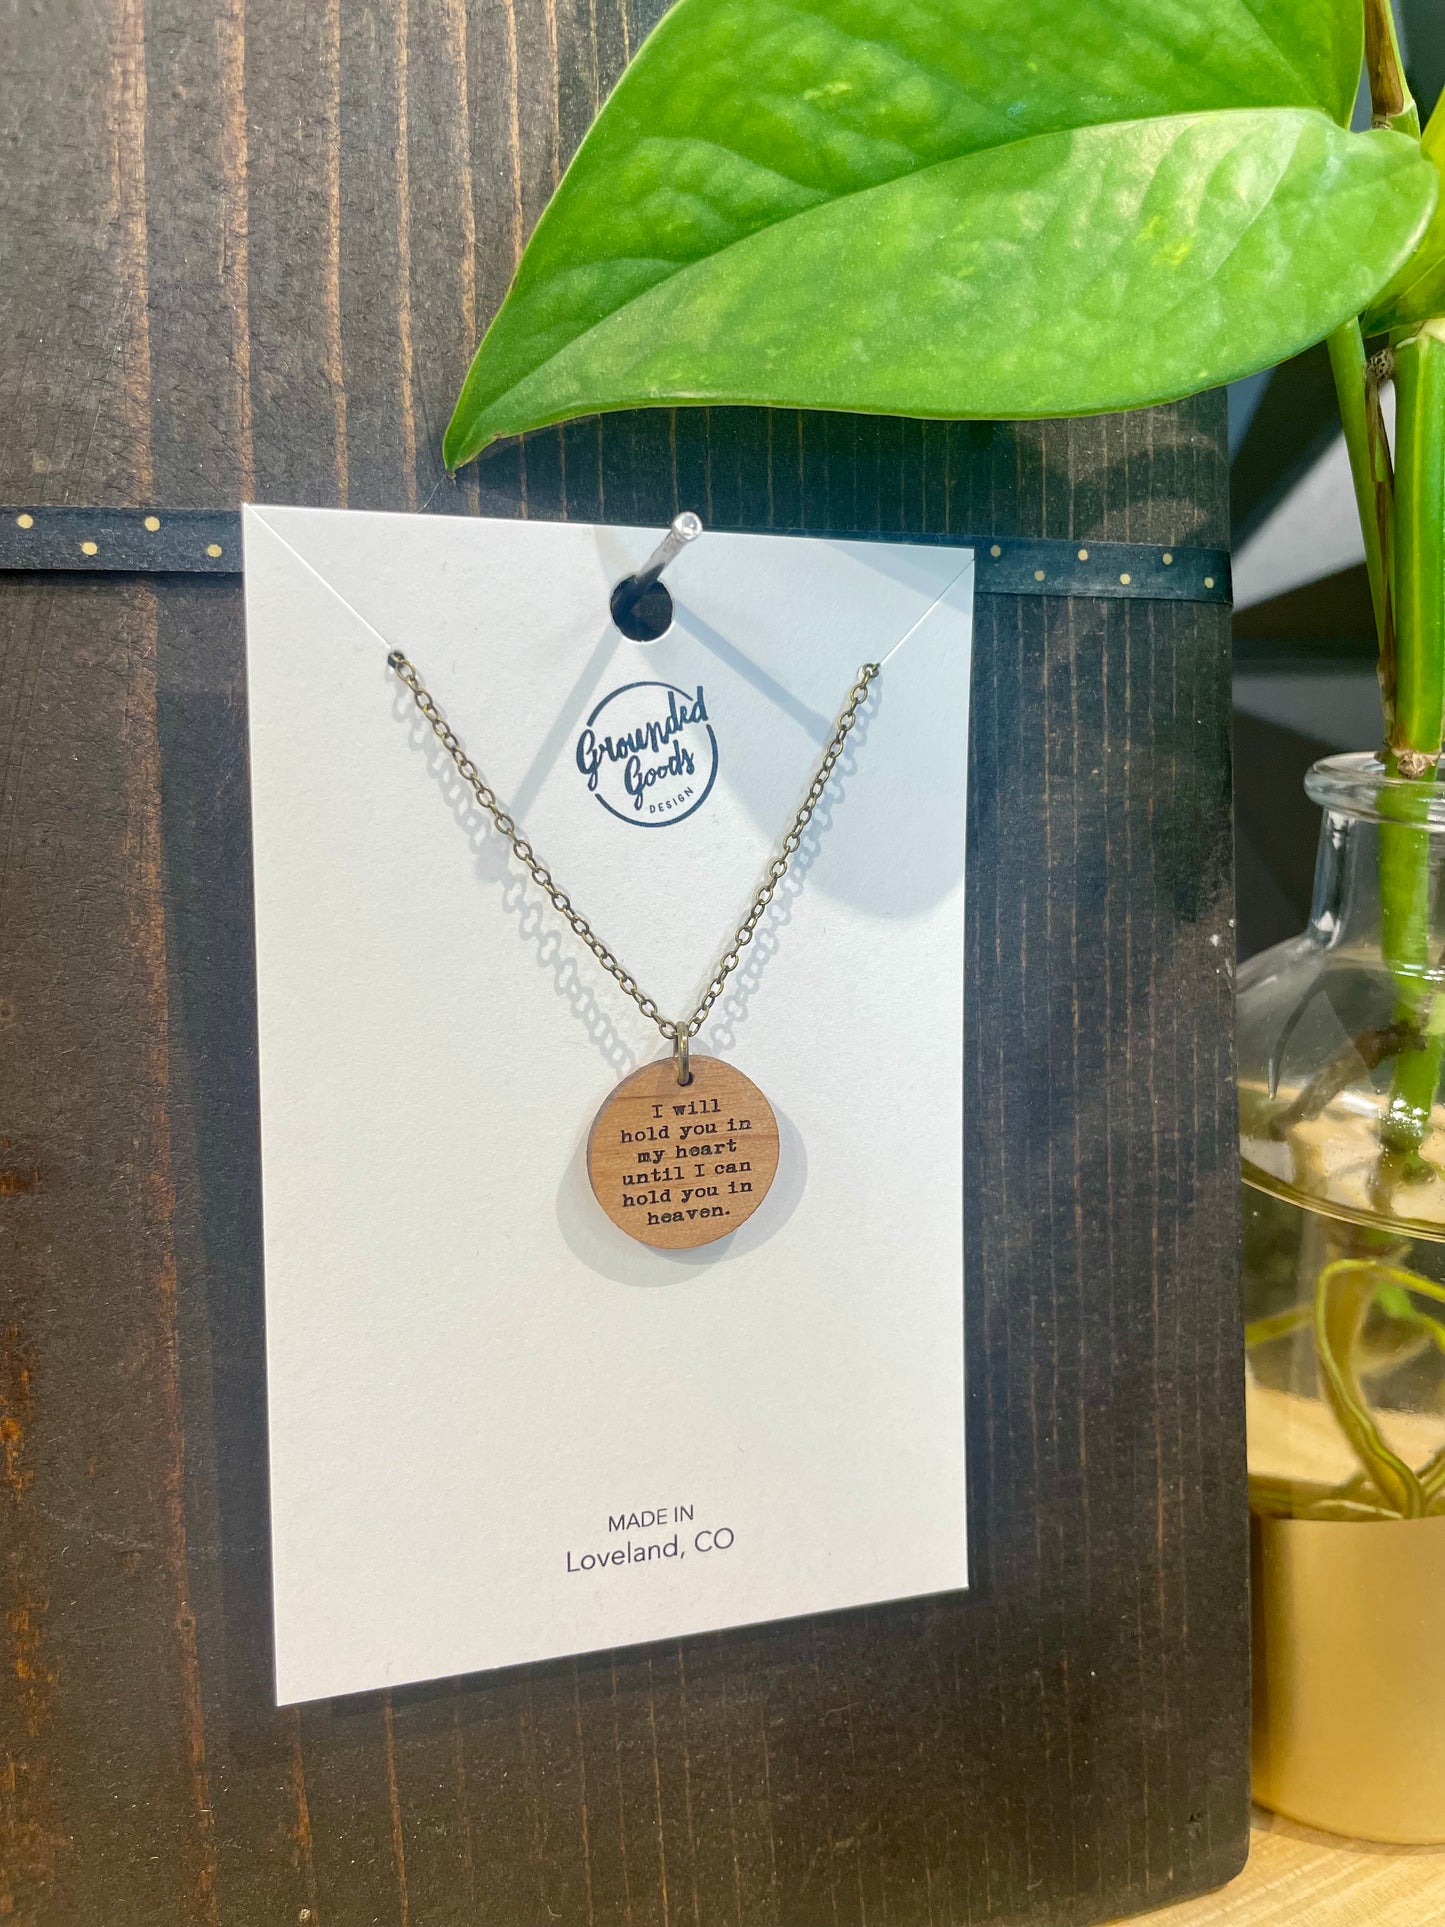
[1243,1302,1312,1348]
[1381,1014,1445,1155]
[1364,0,1421,137]
[1373,325,1445,1154]
[1328,319,1443,1156]
[1392,324,1445,760]
[1327,321,1396,728]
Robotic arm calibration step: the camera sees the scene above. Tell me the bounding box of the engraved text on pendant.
[587,1056,780,1250]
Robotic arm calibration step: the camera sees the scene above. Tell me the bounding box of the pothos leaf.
[1364,92,1445,336]
[444,0,1433,467]
[447,114,1434,464]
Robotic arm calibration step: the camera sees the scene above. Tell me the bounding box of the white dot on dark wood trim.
[1119,572,1131,585]
[206,542,223,558]
[1204,575,1215,589]
[1077,547,1089,560]
[80,539,98,555]
[144,515,160,531]
[16,513,34,529]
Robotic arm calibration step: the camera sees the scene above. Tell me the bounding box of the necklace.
[388,647,879,1250]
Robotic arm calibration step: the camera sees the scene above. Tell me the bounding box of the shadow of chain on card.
[392,676,640,1077]
[391,668,871,1073]
[706,703,870,1053]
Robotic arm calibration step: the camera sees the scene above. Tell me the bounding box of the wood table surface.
[1121,1811,1445,1925]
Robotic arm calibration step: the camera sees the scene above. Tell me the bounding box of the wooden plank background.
[0,1,1250,1921]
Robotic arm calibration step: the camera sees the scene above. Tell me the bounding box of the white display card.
[243,505,974,1704]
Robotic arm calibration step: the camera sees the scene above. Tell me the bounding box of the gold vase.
[1252,1514,1445,1842]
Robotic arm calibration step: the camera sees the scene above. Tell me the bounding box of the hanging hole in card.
[609,510,702,641]
[610,574,674,640]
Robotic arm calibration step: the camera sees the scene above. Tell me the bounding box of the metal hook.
[611,512,703,640]
[673,1030,692,1087]
[631,512,702,597]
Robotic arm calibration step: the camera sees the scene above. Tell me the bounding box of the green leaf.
[1364,94,1445,335]
[446,0,1375,464]
[447,101,1434,466]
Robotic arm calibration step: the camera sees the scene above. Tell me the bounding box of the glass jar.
[1238,751,1445,1843]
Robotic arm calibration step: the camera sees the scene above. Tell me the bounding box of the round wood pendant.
[587,1055,780,1249]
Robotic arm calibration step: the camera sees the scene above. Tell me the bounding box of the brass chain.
[387,647,880,1047]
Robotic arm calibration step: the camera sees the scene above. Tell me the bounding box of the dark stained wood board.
[0,0,1249,1922]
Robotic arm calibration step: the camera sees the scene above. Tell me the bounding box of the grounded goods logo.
[574,681,718,827]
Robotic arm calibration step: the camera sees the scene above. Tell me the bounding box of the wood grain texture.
[1122,1811,1445,1925]
[0,1,1248,1922]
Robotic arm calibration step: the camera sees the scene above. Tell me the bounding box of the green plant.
[446,0,1445,1517]
[447,0,1445,1139]
[444,0,1436,469]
